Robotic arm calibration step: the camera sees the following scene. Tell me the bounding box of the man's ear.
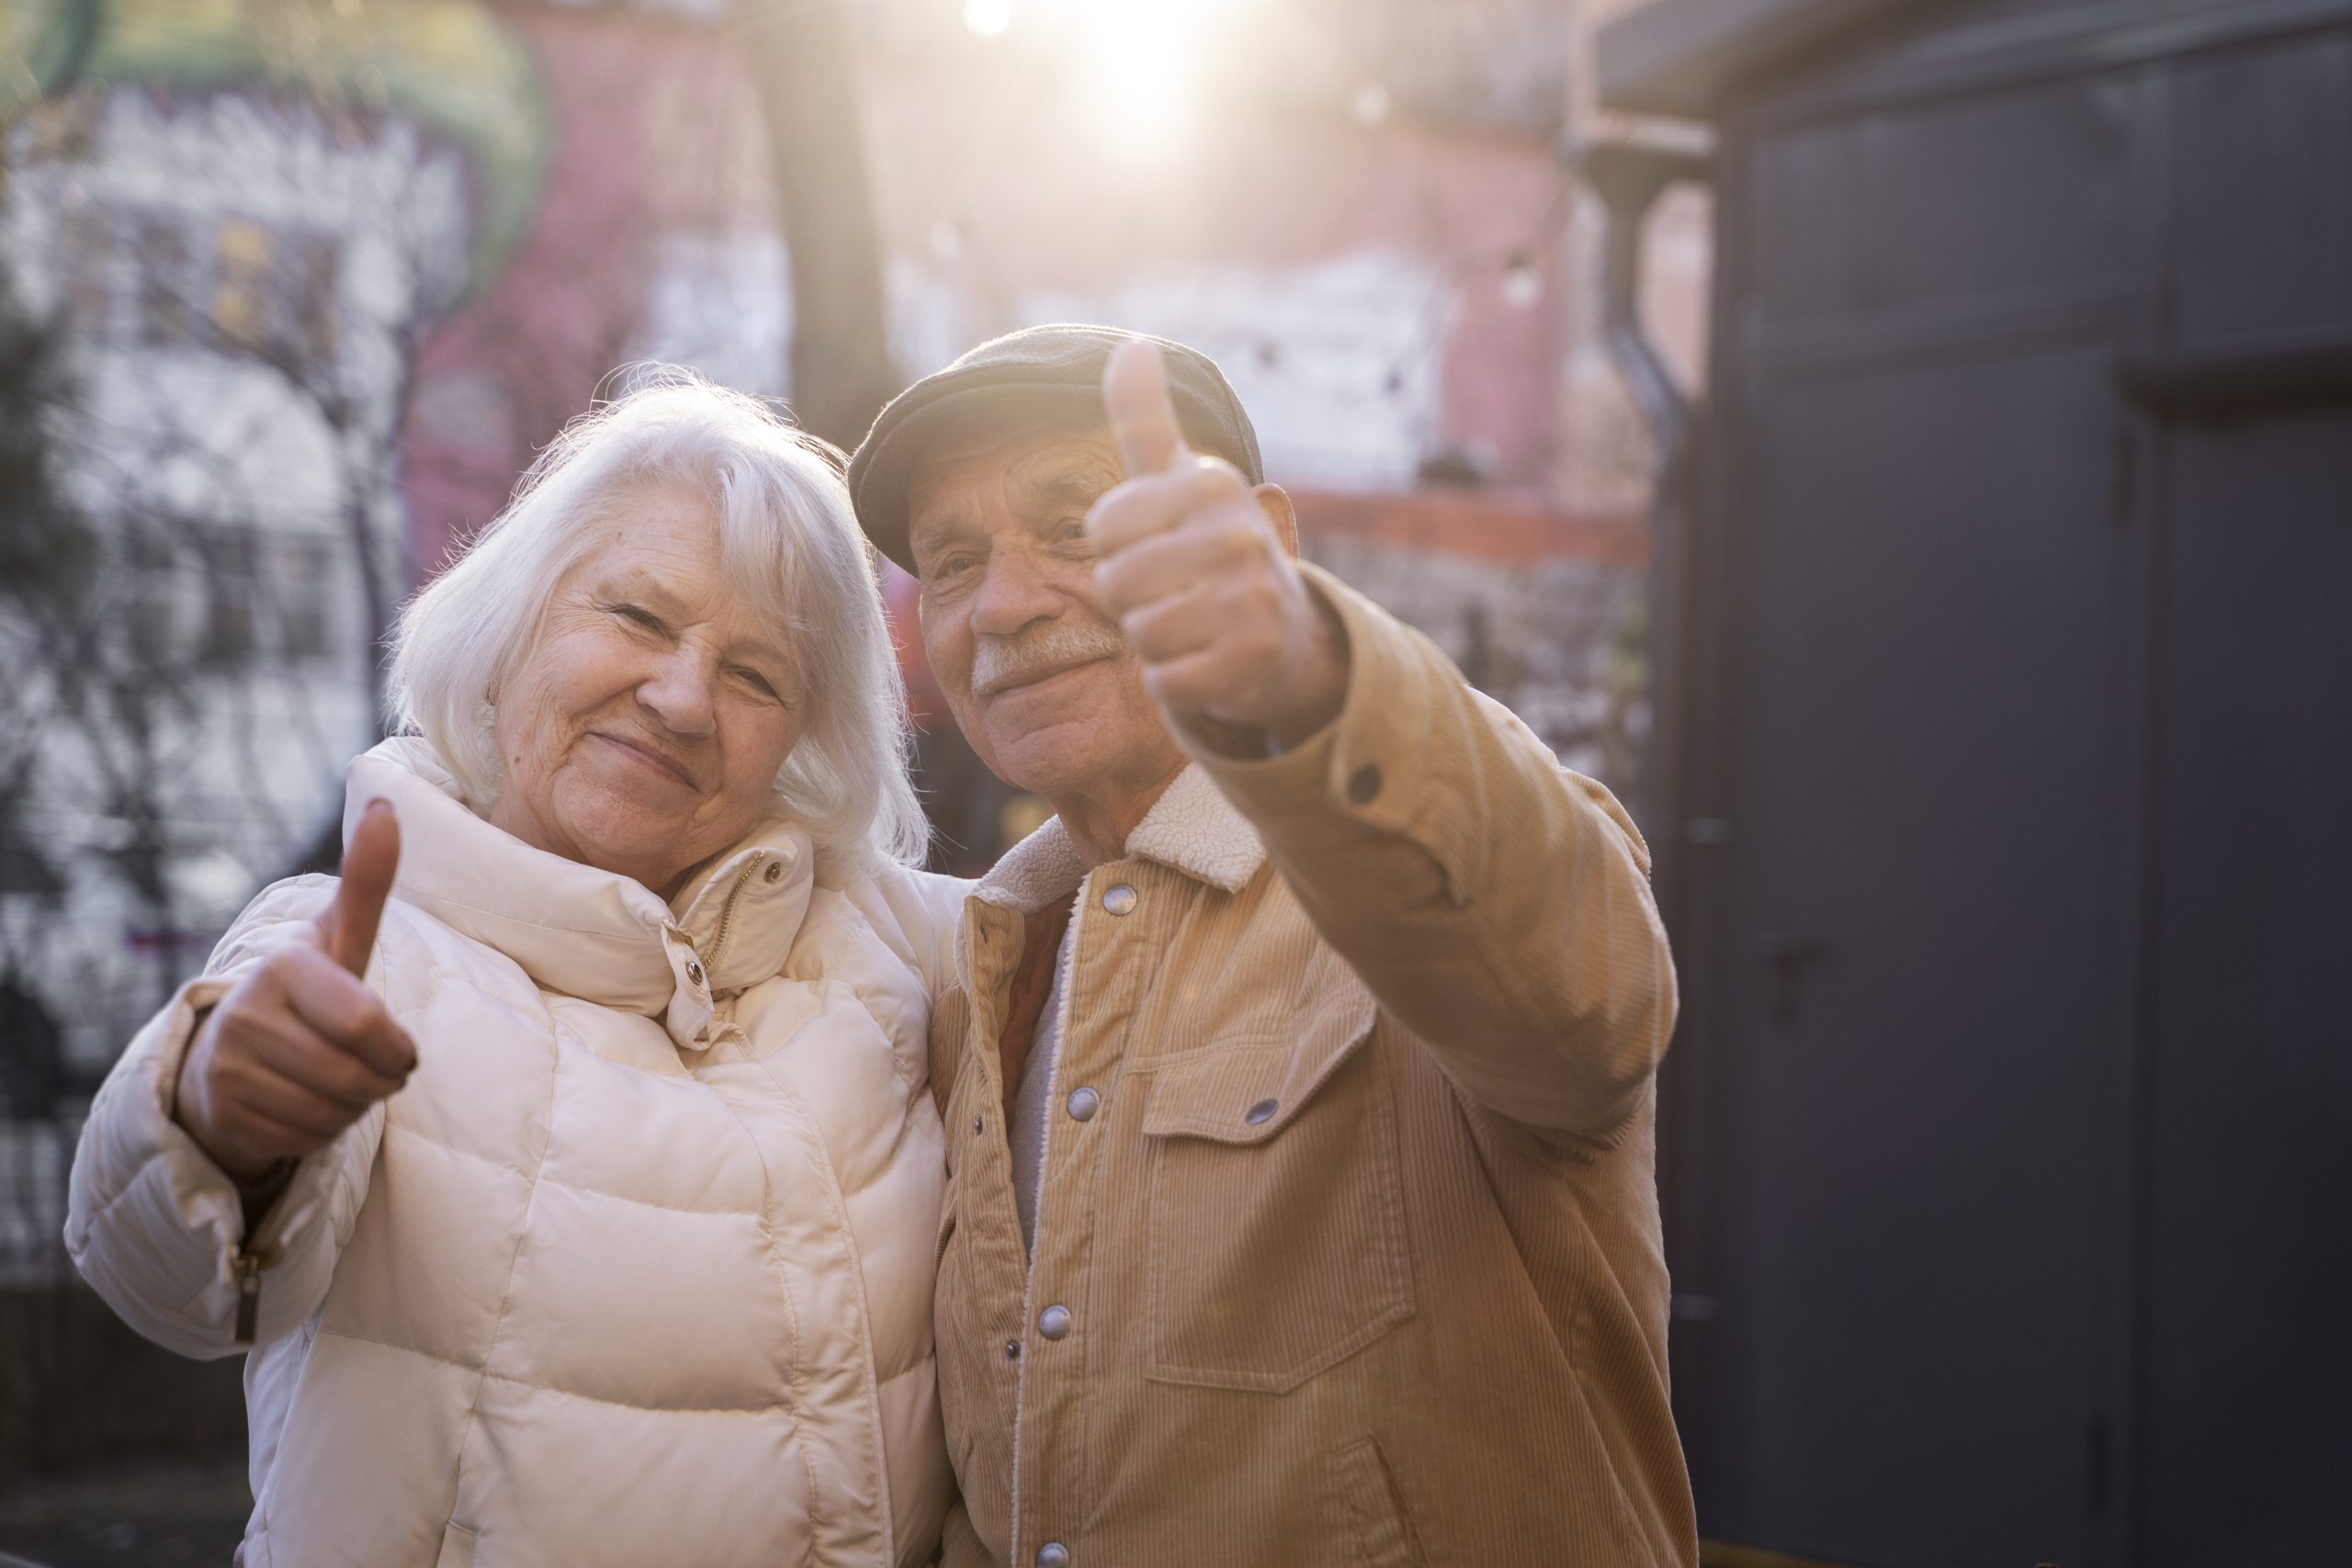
[1252,482,1300,558]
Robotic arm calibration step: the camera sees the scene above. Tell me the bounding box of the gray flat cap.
[846,323,1264,574]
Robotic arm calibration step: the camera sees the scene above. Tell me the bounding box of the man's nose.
[637,647,718,737]
[968,539,1065,639]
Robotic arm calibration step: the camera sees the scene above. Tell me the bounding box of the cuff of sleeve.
[67,974,345,1314]
[125,974,243,1212]
[64,974,248,1318]
[1184,560,1449,838]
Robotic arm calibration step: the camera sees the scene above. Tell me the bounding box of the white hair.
[388,368,929,875]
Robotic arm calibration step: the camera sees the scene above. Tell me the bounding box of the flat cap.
[847,323,1264,575]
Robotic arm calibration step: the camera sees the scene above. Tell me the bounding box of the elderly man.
[849,325,1695,1567]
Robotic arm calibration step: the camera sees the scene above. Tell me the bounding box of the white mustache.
[971,622,1127,694]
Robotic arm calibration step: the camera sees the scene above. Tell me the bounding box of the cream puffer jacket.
[65,738,966,1568]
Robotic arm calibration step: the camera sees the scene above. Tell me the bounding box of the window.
[199,528,258,666]
[135,216,194,346]
[211,220,271,351]
[273,535,336,660]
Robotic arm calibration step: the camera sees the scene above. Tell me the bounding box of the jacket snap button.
[1347,763,1383,805]
[1065,1086,1100,1122]
[763,861,784,884]
[1036,1545,1069,1568]
[1004,1338,1021,1361]
[1038,1304,1072,1340]
[684,959,705,987]
[1101,884,1137,916]
[1245,1098,1279,1125]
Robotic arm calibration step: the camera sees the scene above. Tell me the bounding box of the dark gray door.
[2139,403,2352,1568]
[1698,61,2148,1568]
[1680,7,2352,1568]
[2132,34,2352,1561]
[1712,338,2136,1568]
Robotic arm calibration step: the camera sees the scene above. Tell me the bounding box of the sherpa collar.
[974,764,1266,914]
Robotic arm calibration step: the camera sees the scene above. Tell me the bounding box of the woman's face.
[488,482,808,899]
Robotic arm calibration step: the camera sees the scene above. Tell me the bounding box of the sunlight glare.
[1057,0,1259,151]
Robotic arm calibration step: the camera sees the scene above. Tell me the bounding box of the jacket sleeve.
[861,866,972,1009]
[64,875,388,1359]
[1182,562,1678,1143]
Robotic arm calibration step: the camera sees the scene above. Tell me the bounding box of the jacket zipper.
[233,1254,262,1345]
[704,852,763,973]
[232,1238,284,1347]
[231,1169,298,1347]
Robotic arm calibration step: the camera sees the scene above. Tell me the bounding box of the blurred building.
[2,0,1707,1105]
[1595,1,2352,1564]
[0,1,1708,1520]
[0,1,549,1110]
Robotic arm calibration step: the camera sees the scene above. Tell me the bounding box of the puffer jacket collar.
[345,738,817,1053]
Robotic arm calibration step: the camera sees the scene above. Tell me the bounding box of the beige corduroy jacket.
[929,565,1697,1568]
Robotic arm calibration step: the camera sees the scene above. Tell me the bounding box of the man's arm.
[1086,340,1674,1141]
[1186,564,1675,1141]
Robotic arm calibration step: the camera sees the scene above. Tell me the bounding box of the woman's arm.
[64,874,397,1358]
[859,863,974,1008]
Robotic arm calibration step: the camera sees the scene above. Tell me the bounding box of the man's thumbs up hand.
[175,800,418,1183]
[1086,341,1348,750]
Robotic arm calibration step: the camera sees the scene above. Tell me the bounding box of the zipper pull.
[233,1253,263,1346]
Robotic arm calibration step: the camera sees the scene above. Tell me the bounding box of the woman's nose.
[638,649,718,736]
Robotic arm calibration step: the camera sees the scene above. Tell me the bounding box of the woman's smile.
[588,728,701,793]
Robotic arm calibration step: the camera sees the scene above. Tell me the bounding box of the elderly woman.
[65,378,965,1567]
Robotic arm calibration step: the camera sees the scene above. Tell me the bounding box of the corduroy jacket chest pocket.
[1140,982,1414,1393]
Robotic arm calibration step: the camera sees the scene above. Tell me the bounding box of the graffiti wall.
[1,0,1669,1269]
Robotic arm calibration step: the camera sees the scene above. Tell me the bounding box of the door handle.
[1755,932,1825,1028]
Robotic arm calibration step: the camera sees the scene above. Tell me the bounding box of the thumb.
[319,799,401,977]
[1102,339,1190,479]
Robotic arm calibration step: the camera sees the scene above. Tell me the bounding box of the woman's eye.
[732,668,781,699]
[612,604,662,631]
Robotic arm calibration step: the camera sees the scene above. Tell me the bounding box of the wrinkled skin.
[488,481,807,898]
[907,344,1347,863]
[176,485,807,1180]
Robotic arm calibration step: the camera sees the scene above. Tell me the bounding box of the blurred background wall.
[8,2,2341,1566]
[0,2,1704,1559]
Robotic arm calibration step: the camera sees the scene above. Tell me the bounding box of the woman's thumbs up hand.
[174,800,417,1183]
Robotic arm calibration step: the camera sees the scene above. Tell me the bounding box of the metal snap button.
[1038,1304,1072,1340]
[1035,1545,1069,1568]
[1066,1086,1100,1122]
[1245,1098,1279,1125]
[1004,1338,1021,1361]
[763,861,784,883]
[1101,884,1137,916]
[684,959,705,987]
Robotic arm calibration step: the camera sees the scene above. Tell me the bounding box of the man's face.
[907,416,1186,805]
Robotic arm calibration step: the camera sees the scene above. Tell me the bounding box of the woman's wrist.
[172,1006,279,1184]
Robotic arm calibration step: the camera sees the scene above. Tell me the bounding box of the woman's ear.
[1252,482,1300,558]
